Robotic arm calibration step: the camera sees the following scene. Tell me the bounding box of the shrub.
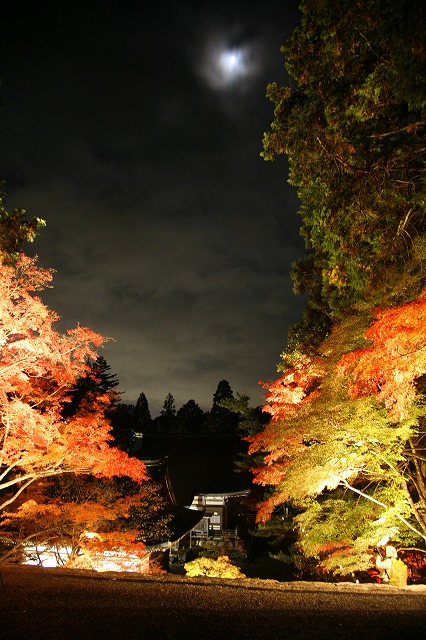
[184,555,245,579]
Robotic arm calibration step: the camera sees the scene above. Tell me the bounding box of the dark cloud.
[1,1,304,414]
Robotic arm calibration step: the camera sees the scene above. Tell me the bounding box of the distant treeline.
[113,380,239,436]
[67,357,266,444]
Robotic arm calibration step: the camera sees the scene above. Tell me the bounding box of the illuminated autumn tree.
[0,476,170,568]
[249,293,426,575]
[0,254,147,512]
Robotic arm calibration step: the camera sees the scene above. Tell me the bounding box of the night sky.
[0,1,306,415]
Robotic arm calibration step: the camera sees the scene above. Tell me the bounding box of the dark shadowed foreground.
[1,564,425,640]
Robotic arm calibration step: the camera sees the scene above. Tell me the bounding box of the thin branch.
[370,448,426,525]
[396,209,412,237]
[0,342,83,379]
[0,528,59,564]
[0,459,25,484]
[370,122,425,139]
[0,477,38,512]
[0,462,88,511]
[405,452,426,464]
[339,478,426,541]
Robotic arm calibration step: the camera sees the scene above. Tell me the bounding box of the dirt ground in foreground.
[2,563,426,640]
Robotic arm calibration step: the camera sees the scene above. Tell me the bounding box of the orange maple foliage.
[246,356,323,492]
[2,494,146,538]
[260,355,324,423]
[67,529,148,572]
[1,496,149,570]
[0,255,147,510]
[337,288,426,419]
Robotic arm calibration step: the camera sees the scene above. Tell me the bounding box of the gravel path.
[1,564,426,639]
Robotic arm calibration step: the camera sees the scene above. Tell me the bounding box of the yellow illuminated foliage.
[184,555,246,580]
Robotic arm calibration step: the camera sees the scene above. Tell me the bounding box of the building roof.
[167,506,205,544]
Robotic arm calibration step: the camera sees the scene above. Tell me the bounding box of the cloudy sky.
[0,0,306,415]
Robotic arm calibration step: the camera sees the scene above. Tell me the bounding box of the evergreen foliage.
[63,356,120,418]
[124,481,172,544]
[176,399,205,434]
[130,380,238,435]
[0,184,45,266]
[153,392,177,433]
[262,0,426,325]
[132,392,152,432]
[205,379,238,434]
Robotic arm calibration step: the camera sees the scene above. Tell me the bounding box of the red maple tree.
[0,479,151,570]
[0,254,147,511]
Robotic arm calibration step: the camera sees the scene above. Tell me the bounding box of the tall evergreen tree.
[161,392,176,417]
[154,392,177,433]
[132,392,152,433]
[222,394,269,473]
[176,399,205,434]
[213,380,234,405]
[206,380,238,434]
[63,356,120,418]
[262,0,425,339]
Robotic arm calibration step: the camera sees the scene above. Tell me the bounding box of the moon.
[219,49,244,78]
[198,37,260,91]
